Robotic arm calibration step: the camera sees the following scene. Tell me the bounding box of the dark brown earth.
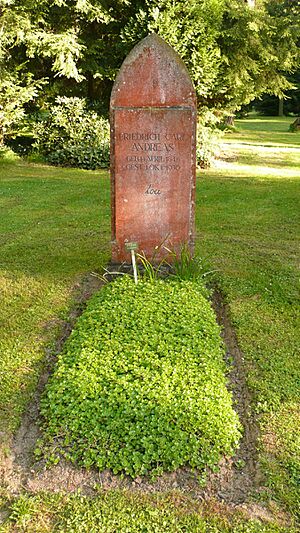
[0,274,286,526]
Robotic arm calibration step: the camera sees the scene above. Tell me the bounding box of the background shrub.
[34,97,110,169]
[196,118,222,168]
[40,277,241,478]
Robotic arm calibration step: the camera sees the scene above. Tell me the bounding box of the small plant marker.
[125,242,138,284]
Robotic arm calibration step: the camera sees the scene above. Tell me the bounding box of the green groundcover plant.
[39,277,241,477]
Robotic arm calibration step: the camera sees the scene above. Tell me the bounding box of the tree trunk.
[87,73,95,101]
[278,97,284,116]
[225,115,235,127]
[0,124,4,147]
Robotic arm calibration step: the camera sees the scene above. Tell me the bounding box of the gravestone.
[110,34,197,263]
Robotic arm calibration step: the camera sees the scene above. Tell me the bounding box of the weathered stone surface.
[110,33,197,263]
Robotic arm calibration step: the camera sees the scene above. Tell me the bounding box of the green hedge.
[40,277,241,477]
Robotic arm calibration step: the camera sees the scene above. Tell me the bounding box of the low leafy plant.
[34,96,110,169]
[39,276,241,477]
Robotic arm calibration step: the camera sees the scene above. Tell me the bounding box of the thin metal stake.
[131,249,138,285]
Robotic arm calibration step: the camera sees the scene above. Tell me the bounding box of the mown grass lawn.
[0,159,110,439]
[196,116,300,520]
[0,116,299,531]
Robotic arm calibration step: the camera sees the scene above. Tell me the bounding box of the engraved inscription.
[117,132,185,141]
[145,184,162,195]
[131,142,174,152]
[117,131,189,174]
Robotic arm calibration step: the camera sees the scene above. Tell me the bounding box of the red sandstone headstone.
[110,34,197,263]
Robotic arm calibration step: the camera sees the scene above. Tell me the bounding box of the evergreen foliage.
[1,0,299,136]
[255,72,300,116]
[0,71,44,144]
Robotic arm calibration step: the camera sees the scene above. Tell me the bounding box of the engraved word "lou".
[145,184,161,195]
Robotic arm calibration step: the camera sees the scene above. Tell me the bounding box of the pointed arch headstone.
[110,34,197,263]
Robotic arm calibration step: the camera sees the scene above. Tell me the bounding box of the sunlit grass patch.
[214,160,300,179]
[227,117,300,148]
[261,403,300,517]
[230,300,300,410]
[219,144,300,174]
[263,403,300,483]
[6,490,295,533]
[0,272,72,435]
